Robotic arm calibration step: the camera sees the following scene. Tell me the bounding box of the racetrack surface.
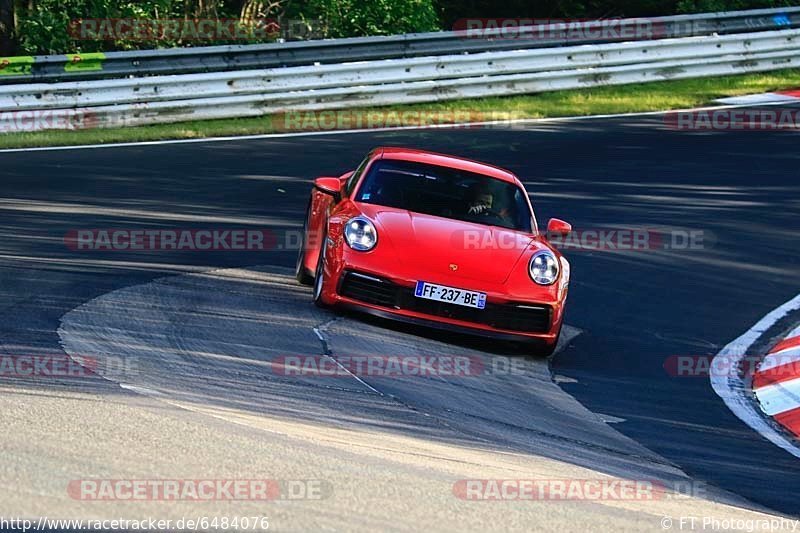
[1,106,799,528]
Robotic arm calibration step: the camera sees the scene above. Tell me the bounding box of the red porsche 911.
[296,147,572,355]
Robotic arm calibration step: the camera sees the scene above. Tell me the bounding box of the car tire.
[295,202,314,286]
[312,232,328,308]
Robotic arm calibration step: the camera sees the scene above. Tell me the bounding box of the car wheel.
[312,234,328,307]
[295,202,314,285]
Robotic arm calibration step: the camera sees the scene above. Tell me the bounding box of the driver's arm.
[468,202,490,214]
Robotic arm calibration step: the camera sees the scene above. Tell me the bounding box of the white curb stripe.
[710,293,800,459]
[755,377,800,416]
[759,347,800,372]
[714,93,800,105]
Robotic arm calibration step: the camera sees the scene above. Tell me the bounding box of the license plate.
[414,281,486,309]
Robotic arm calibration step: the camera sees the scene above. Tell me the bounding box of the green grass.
[3,69,800,149]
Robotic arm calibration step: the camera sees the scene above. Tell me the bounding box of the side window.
[343,157,370,198]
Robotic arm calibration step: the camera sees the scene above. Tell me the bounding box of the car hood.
[360,205,537,284]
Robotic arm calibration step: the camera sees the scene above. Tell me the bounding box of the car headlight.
[529,250,559,285]
[344,217,377,251]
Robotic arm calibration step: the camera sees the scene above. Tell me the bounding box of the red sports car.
[296,147,572,354]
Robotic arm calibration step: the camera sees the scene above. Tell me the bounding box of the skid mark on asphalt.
[57,264,704,487]
[313,318,382,395]
[59,267,460,438]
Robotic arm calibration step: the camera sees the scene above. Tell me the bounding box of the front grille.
[490,304,551,333]
[338,271,397,307]
[338,270,551,333]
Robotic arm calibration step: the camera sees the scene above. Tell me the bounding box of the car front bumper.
[327,269,565,344]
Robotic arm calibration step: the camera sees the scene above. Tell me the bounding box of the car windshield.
[355,159,533,232]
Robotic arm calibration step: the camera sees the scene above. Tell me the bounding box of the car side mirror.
[546,218,572,237]
[314,177,342,201]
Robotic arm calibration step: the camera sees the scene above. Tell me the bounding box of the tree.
[0,0,14,55]
[296,0,440,38]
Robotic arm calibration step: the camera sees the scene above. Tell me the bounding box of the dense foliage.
[0,0,795,55]
[435,0,795,26]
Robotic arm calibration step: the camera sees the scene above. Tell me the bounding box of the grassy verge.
[3,69,800,150]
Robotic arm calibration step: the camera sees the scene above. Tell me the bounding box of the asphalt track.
[1,105,799,529]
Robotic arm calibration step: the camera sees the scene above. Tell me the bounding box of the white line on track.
[710,293,800,459]
[1,100,798,154]
[312,325,381,395]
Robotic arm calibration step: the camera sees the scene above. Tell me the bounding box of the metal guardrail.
[1,28,797,132]
[1,6,799,84]
[0,8,800,133]
[3,29,798,112]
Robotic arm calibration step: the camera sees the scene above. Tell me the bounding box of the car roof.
[373,147,521,185]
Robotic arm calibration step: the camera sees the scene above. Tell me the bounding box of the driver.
[466,184,512,224]
[467,186,494,215]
